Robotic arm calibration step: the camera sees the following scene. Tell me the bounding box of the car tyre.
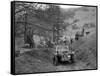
[53,55,59,66]
[70,54,74,63]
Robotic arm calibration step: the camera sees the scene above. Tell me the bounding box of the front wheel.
[70,54,74,63]
[53,55,59,66]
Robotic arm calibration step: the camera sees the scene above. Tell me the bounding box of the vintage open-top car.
[53,44,75,66]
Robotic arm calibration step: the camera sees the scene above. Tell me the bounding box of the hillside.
[15,30,97,73]
[60,6,96,38]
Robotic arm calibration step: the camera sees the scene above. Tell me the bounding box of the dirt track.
[15,48,95,74]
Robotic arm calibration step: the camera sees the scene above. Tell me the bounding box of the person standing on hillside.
[75,32,79,40]
[27,29,34,48]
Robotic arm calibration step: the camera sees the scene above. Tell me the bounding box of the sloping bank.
[72,31,97,69]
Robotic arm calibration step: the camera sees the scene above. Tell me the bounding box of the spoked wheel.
[70,54,74,63]
[53,55,59,66]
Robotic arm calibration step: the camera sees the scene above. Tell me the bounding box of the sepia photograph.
[11,1,97,74]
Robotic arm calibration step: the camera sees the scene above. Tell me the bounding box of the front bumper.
[61,54,71,61]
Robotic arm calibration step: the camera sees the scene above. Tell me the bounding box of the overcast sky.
[59,5,81,9]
